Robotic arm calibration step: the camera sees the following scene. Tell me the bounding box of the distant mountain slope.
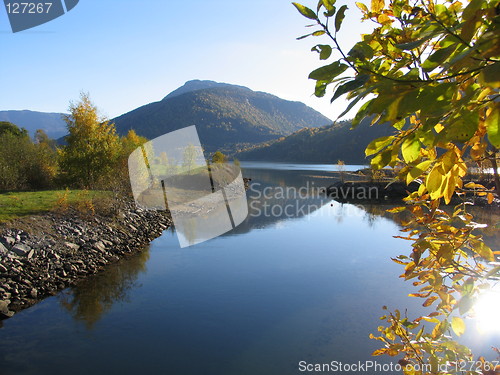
[0,110,67,139]
[163,79,250,100]
[112,80,331,153]
[236,118,396,164]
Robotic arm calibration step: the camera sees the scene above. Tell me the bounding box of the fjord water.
[0,164,496,374]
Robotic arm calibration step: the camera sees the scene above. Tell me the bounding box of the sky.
[1,0,373,121]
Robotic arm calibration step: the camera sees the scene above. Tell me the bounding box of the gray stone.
[11,244,31,257]
[65,242,80,251]
[2,237,15,246]
[0,242,9,255]
[27,250,35,259]
[93,241,106,252]
[0,300,14,319]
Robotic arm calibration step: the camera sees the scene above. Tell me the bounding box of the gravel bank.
[0,201,171,319]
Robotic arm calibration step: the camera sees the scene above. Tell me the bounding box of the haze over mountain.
[0,110,67,139]
[112,80,332,153]
[236,117,395,165]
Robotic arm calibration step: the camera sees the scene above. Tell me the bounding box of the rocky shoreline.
[0,200,172,320]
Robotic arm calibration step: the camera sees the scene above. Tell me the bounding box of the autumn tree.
[211,151,228,164]
[294,0,499,373]
[58,93,122,189]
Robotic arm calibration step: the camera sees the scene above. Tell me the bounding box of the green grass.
[0,190,110,223]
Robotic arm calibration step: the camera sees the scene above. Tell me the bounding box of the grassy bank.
[0,190,111,223]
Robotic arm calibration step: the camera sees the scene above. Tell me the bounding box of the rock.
[93,241,106,252]
[0,242,9,255]
[11,244,31,257]
[29,289,37,298]
[65,242,80,251]
[0,300,14,319]
[1,236,15,247]
[27,249,35,259]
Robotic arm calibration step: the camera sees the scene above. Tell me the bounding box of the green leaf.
[314,80,328,97]
[321,0,336,12]
[462,0,483,20]
[312,44,332,60]
[365,136,393,157]
[292,3,318,20]
[486,104,500,148]
[422,44,458,72]
[480,62,500,87]
[451,317,466,336]
[312,30,326,36]
[297,33,313,40]
[406,160,432,184]
[309,61,348,81]
[335,5,348,32]
[395,37,429,51]
[348,41,374,60]
[402,137,420,163]
[352,99,373,127]
[336,94,364,119]
[370,149,392,169]
[331,75,368,102]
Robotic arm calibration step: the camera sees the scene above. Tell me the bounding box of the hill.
[112,80,331,153]
[0,110,67,139]
[236,117,395,164]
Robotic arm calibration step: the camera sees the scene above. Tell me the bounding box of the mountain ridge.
[236,117,396,165]
[112,80,332,153]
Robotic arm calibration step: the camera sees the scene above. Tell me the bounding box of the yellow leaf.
[487,193,494,204]
[434,123,444,133]
[426,166,443,194]
[356,2,368,13]
[377,13,392,24]
[423,296,438,307]
[451,317,466,336]
[474,241,495,262]
[371,0,384,13]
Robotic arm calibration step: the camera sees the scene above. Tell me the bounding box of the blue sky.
[1,0,372,120]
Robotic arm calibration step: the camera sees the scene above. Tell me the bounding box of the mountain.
[236,117,396,165]
[112,80,332,153]
[0,110,67,139]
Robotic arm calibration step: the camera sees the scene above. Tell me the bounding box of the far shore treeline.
[0,94,147,192]
[0,93,236,194]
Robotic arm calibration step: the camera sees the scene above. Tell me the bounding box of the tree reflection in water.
[58,246,150,329]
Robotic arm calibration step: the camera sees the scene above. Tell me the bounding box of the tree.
[182,143,199,174]
[294,0,499,372]
[0,121,28,138]
[211,151,227,164]
[58,93,122,189]
[0,124,57,190]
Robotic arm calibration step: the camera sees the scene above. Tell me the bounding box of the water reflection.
[58,247,150,329]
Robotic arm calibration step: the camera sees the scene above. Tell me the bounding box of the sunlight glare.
[474,290,500,334]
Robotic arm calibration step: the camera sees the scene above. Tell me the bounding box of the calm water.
[0,164,498,375]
